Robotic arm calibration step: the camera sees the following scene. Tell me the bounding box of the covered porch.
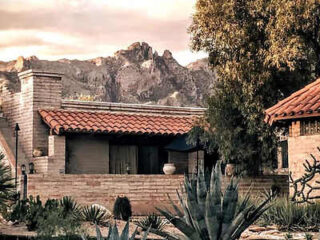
[32,109,215,175]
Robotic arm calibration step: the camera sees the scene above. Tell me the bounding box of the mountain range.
[0,42,216,107]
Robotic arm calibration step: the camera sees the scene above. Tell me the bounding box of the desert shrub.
[136,213,167,231]
[25,195,44,231]
[260,198,320,231]
[3,194,83,235]
[113,196,132,221]
[37,206,82,239]
[0,152,14,207]
[81,205,109,225]
[6,198,29,222]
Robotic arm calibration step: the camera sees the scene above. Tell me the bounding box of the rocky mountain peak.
[114,41,154,63]
[0,42,215,107]
[162,49,173,59]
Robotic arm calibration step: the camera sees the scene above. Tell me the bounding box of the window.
[279,140,288,169]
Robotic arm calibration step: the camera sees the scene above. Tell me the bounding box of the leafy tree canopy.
[189,0,320,174]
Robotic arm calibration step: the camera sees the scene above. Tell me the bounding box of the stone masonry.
[26,174,288,215]
[288,120,320,197]
[1,70,63,170]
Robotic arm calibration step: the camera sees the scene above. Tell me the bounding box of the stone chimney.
[17,70,63,159]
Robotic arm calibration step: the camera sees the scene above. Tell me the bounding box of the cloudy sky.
[0,0,207,65]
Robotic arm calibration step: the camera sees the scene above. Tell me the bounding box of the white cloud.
[0,0,204,65]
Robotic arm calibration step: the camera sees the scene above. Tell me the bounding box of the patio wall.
[25,174,288,215]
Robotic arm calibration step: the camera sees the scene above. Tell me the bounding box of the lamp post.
[196,138,200,175]
[14,123,20,189]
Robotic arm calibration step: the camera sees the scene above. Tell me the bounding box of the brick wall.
[288,120,320,197]
[0,70,63,170]
[25,174,288,215]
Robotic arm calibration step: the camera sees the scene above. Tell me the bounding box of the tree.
[189,0,320,175]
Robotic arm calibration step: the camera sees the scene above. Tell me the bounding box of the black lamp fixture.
[21,164,26,175]
[29,162,35,174]
[14,123,20,188]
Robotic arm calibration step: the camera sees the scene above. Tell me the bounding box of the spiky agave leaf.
[205,162,222,240]
[156,207,201,240]
[221,178,238,236]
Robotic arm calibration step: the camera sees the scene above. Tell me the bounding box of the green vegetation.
[113,196,132,221]
[0,153,14,207]
[82,222,149,240]
[188,0,320,174]
[260,198,320,231]
[153,162,272,240]
[135,213,167,231]
[81,205,109,225]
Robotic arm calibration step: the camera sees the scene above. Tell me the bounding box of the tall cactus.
[155,161,273,240]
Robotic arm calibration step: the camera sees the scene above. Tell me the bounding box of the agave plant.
[136,213,167,231]
[81,205,109,225]
[154,161,273,240]
[82,221,150,240]
[59,196,81,218]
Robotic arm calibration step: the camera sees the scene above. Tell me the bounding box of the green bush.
[37,206,82,239]
[136,213,167,231]
[25,195,44,231]
[260,198,320,231]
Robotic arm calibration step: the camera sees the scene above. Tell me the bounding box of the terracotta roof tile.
[265,78,320,124]
[39,109,196,136]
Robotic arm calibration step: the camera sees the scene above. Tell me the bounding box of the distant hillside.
[0,42,216,107]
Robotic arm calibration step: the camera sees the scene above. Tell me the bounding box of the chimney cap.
[18,69,64,79]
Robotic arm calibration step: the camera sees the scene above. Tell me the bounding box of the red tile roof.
[265,78,320,124]
[39,109,196,136]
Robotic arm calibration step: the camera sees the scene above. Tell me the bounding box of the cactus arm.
[156,207,201,240]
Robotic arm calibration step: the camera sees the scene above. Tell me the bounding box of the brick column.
[48,135,66,174]
[17,70,63,161]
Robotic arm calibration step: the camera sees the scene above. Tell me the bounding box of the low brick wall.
[25,174,288,215]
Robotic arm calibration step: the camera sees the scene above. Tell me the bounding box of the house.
[0,69,213,213]
[0,69,288,214]
[265,78,320,197]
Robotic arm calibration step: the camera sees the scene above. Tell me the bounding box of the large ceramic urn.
[163,163,176,175]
